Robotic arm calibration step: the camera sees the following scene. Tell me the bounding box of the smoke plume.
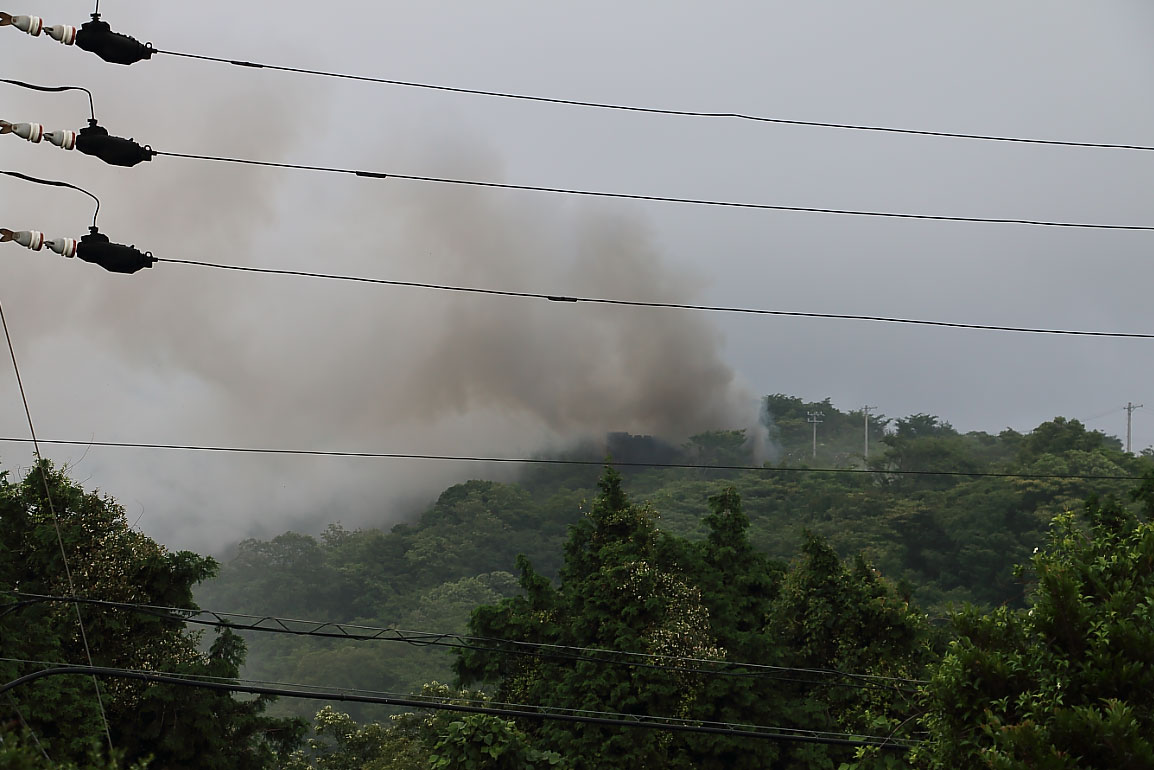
[0,59,760,551]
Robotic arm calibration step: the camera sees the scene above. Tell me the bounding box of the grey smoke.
[0,72,760,551]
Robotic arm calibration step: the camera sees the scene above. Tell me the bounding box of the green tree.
[283,689,568,770]
[457,469,725,769]
[0,730,149,769]
[458,470,928,769]
[771,534,931,768]
[921,480,1154,768]
[0,462,304,768]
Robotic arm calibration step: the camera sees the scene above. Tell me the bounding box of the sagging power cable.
[155,150,1154,232]
[0,78,95,122]
[0,592,924,692]
[3,8,1144,155]
[148,48,1154,153]
[158,257,1154,340]
[0,436,1142,481]
[0,661,918,750]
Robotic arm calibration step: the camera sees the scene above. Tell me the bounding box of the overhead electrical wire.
[5,693,52,763]
[157,257,1154,340]
[0,170,101,228]
[0,656,920,750]
[0,299,115,755]
[0,436,1142,481]
[0,660,917,750]
[3,169,1149,337]
[154,150,1154,232]
[150,49,1154,153]
[0,78,96,121]
[0,592,924,692]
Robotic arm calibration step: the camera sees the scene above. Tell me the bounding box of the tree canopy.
[0,461,304,768]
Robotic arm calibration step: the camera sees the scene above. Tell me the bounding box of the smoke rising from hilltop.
[0,85,761,550]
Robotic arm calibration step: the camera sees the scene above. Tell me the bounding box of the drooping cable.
[150,49,1153,153]
[156,257,1154,340]
[0,436,1141,481]
[0,78,96,121]
[0,300,114,755]
[154,150,1154,232]
[5,693,52,763]
[0,170,100,228]
[0,592,925,691]
[0,653,925,745]
[0,662,917,750]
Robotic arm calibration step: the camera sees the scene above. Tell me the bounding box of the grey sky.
[1,1,1152,552]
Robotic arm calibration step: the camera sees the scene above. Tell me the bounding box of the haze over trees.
[3,395,1152,768]
[0,462,304,769]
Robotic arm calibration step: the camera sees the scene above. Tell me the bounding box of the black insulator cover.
[75,17,153,65]
[76,124,154,167]
[78,230,155,274]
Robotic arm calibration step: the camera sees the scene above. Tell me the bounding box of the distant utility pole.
[807,411,824,459]
[863,406,877,458]
[1125,402,1143,454]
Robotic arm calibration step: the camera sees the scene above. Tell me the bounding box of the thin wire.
[157,257,1154,340]
[0,171,100,229]
[154,150,1154,232]
[0,436,1140,481]
[5,693,52,763]
[1,592,924,691]
[0,79,96,122]
[0,300,114,755]
[0,654,923,734]
[1082,406,1124,424]
[151,50,1154,153]
[0,663,917,750]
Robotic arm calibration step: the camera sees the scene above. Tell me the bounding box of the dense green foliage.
[0,462,304,769]
[6,395,1152,768]
[200,398,1148,710]
[920,483,1154,768]
[454,470,928,769]
[280,688,567,770]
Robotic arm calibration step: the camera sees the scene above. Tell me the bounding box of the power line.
[151,49,1154,153]
[6,173,1151,338]
[0,170,102,228]
[156,257,1154,340]
[154,150,1154,232]
[5,693,52,764]
[0,78,96,121]
[0,662,917,750]
[0,653,925,747]
[0,436,1143,480]
[0,298,114,755]
[0,592,923,691]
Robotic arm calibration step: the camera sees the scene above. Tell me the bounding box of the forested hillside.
[5,395,1154,768]
[196,395,1151,719]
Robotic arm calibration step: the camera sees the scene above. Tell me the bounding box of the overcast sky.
[2,1,1152,552]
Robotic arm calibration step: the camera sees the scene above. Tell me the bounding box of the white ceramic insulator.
[46,237,77,257]
[44,24,75,45]
[10,230,45,251]
[10,15,43,35]
[44,129,76,150]
[12,122,44,143]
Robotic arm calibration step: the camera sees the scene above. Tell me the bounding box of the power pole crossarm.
[1125,402,1143,454]
[807,411,824,459]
